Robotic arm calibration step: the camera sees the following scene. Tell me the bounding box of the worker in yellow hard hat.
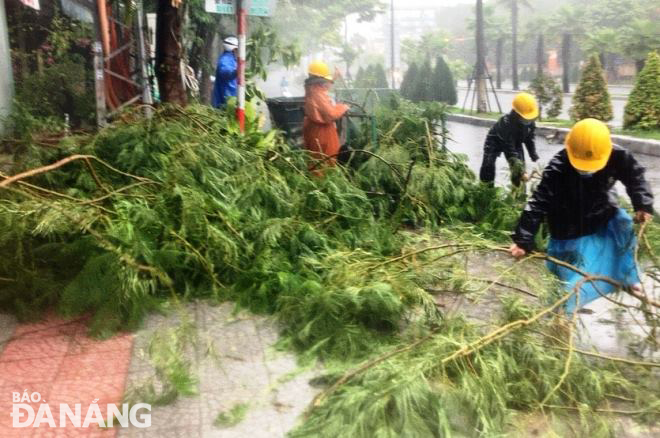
[510,118,654,313]
[479,92,540,187]
[302,60,349,173]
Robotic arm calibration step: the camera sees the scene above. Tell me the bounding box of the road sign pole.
[236,0,247,132]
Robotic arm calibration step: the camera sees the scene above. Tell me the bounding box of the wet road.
[446,121,660,211]
[456,87,627,128]
[447,121,659,361]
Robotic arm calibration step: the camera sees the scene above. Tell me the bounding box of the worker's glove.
[634,211,653,224]
[529,152,540,162]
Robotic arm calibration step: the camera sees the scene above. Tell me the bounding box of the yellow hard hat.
[308,60,333,81]
[565,118,613,172]
[512,92,539,120]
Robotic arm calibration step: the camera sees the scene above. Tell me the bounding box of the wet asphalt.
[446,121,660,212]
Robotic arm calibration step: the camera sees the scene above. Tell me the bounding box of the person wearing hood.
[212,36,238,108]
[509,118,654,313]
[302,61,349,171]
[479,92,540,187]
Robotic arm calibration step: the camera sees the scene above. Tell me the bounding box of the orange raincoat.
[303,83,349,169]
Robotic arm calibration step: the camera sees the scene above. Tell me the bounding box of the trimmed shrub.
[431,56,457,105]
[570,55,613,122]
[623,51,660,130]
[528,74,563,120]
[412,60,433,102]
[400,63,419,99]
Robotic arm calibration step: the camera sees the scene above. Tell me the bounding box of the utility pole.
[561,33,571,93]
[236,0,247,132]
[475,0,487,112]
[511,0,519,90]
[0,0,14,134]
[390,0,395,89]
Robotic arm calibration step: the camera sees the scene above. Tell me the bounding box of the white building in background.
[346,2,444,87]
[385,6,439,86]
[0,0,14,133]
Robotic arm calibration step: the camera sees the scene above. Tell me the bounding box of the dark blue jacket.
[212,51,237,108]
[512,145,654,251]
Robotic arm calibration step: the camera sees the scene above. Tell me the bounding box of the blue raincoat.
[547,208,639,314]
[212,51,237,108]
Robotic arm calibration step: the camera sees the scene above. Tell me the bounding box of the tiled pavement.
[0,303,320,437]
[0,313,133,437]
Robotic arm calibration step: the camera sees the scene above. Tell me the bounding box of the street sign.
[19,0,40,11]
[204,0,276,17]
[205,0,233,14]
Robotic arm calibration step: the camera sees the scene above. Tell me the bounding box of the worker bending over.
[303,61,349,171]
[509,118,654,313]
[479,92,540,187]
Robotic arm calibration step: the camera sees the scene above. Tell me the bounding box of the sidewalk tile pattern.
[0,314,133,437]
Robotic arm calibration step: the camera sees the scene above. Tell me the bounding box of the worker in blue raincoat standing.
[212,36,238,108]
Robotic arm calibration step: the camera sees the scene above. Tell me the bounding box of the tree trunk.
[536,33,544,77]
[155,0,187,105]
[200,34,220,104]
[496,37,503,89]
[475,0,487,112]
[511,0,519,90]
[561,33,570,93]
[606,53,618,81]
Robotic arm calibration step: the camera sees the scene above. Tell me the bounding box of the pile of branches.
[0,101,658,435]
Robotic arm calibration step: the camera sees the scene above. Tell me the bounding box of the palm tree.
[618,19,660,73]
[467,4,508,88]
[547,5,586,93]
[582,28,620,81]
[524,16,549,79]
[475,0,487,112]
[498,0,531,90]
[337,43,360,81]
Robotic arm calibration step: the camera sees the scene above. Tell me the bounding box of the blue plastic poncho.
[546,208,640,314]
[211,51,237,108]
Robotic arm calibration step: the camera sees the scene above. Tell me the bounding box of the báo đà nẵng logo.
[10,390,151,428]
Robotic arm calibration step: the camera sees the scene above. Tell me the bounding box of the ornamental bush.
[570,55,613,122]
[431,56,457,105]
[528,74,562,120]
[623,51,660,130]
[399,63,418,99]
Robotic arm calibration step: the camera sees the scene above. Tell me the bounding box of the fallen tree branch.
[306,328,440,415]
[541,292,579,406]
[369,243,475,271]
[0,155,95,188]
[0,154,156,190]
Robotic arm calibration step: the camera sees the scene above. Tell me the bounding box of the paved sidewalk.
[0,303,319,437]
[0,314,133,437]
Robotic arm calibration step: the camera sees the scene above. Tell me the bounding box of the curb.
[456,87,629,101]
[446,113,660,158]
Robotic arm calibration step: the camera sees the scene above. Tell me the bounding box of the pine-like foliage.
[623,51,660,130]
[399,63,418,99]
[529,73,563,120]
[412,59,433,102]
[354,66,365,88]
[570,55,613,122]
[354,64,389,89]
[431,56,457,105]
[373,63,389,88]
[0,101,514,341]
[2,101,658,436]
